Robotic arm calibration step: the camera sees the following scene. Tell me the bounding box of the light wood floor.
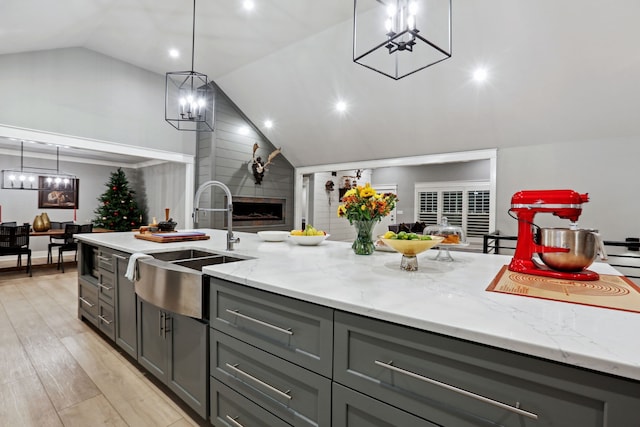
[0,262,207,427]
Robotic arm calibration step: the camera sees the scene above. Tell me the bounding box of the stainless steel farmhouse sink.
[135,250,247,319]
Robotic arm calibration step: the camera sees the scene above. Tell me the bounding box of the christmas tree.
[93,168,144,231]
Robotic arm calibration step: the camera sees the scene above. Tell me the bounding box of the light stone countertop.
[76,229,640,382]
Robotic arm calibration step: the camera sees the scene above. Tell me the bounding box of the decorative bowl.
[379,235,445,271]
[257,231,290,242]
[289,234,330,246]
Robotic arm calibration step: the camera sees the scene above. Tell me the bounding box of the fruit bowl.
[379,235,445,271]
[257,231,290,242]
[289,234,330,246]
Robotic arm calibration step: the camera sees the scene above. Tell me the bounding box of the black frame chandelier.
[353,0,452,80]
[165,0,214,131]
[1,141,76,191]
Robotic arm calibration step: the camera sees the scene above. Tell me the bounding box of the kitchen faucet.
[192,180,239,251]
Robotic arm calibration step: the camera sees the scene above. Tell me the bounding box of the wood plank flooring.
[0,264,207,427]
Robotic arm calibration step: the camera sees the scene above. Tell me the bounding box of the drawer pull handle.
[98,315,113,325]
[98,283,113,291]
[374,360,539,420]
[225,363,292,401]
[79,297,95,308]
[112,254,127,260]
[97,255,111,261]
[225,415,245,427]
[225,309,293,336]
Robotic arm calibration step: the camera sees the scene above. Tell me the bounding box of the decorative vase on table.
[352,219,376,255]
[337,182,398,256]
[40,212,51,231]
[33,214,46,232]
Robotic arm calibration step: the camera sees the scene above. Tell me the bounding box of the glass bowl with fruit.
[379,231,445,271]
[289,225,330,246]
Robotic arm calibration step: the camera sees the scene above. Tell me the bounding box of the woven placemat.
[487,265,640,313]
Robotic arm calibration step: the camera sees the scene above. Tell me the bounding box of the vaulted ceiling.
[1,0,639,167]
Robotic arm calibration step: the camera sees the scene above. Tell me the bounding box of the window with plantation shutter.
[417,191,438,224]
[415,181,493,241]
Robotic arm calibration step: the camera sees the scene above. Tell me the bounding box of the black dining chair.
[57,223,93,272]
[0,224,32,276]
[48,221,74,263]
[57,224,82,272]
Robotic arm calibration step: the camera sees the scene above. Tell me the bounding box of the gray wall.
[372,160,491,223]
[0,47,193,155]
[196,85,295,232]
[135,162,187,228]
[496,139,638,242]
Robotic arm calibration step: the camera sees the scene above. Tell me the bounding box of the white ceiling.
[1,0,639,166]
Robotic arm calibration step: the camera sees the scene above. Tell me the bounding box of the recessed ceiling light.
[336,101,347,112]
[264,120,273,129]
[472,67,488,82]
[169,49,180,58]
[243,0,255,11]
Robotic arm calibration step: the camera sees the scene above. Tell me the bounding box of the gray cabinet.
[114,253,137,358]
[95,247,116,340]
[334,311,640,427]
[211,378,291,427]
[209,277,333,427]
[137,298,208,419]
[77,243,99,326]
[332,383,438,427]
[211,330,331,427]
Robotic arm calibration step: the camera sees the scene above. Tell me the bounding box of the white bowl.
[289,234,330,246]
[257,231,290,242]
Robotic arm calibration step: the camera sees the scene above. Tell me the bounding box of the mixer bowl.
[538,228,597,272]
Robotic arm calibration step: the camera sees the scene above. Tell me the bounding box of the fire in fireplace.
[229,196,286,227]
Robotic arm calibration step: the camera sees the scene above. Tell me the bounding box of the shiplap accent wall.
[195,85,295,232]
[310,170,373,242]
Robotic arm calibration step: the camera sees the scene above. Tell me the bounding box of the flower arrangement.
[337,183,398,224]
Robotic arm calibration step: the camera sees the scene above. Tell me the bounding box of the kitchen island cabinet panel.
[211,329,331,427]
[78,280,99,326]
[211,378,292,427]
[332,383,438,427]
[137,298,167,379]
[114,253,137,358]
[210,278,333,377]
[97,299,115,340]
[334,311,640,427]
[137,298,209,418]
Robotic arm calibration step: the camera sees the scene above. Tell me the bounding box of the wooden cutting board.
[134,232,210,243]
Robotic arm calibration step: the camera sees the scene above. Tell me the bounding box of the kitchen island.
[76,229,640,426]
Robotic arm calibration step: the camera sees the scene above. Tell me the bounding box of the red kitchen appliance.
[508,189,599,281]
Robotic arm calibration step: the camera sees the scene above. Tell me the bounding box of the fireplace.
[228,196,286,227]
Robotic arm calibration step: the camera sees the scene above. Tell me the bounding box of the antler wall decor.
[251,143,282,185]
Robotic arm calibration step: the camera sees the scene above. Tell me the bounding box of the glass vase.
[352,219,376,255]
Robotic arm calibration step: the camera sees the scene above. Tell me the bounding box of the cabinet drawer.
[211,330,331,427]
[334,311,635,427]
[97,248,115,273]
[210,278,333,376]
[332,383,438,427]
[211,378,291,427]
[98,300,115,341]
[97,270,115,305]
[78,281,99,325]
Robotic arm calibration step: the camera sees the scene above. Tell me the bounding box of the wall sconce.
[353,0,452,80]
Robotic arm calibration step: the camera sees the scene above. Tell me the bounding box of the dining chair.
[57,223,82,272]
[48,221,74,263]
[0,224,32,276]
[57,223,93,272]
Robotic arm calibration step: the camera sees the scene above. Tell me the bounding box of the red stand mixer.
[508,189,600,281]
